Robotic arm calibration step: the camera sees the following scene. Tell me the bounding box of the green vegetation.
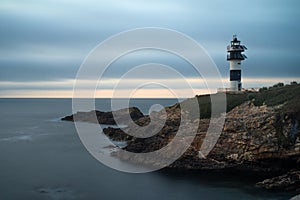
[271,82,284,88]
[182,82,300,119]
[290,81,298,85]
[182,92,249,119]
[252,84,300,107]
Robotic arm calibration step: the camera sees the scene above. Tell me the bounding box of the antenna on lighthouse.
[227,35,247,92]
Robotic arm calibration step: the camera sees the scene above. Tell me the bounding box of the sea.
[0,98,296,200]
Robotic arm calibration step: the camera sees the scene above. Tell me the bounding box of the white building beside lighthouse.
[227,35,247,92]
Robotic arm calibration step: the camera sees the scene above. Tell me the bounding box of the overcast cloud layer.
[0,0,299,97]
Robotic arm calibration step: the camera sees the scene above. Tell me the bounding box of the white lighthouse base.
[230,81,241,92]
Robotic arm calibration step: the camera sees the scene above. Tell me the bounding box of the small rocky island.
[62,83,300,193]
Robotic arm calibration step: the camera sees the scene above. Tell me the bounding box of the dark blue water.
[0,98,294,200]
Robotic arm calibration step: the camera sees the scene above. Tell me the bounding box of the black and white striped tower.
[227,35,247,91]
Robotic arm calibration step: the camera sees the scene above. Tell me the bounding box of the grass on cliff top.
[182,83,300,119]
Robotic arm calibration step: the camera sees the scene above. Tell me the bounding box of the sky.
[0,0,300,98]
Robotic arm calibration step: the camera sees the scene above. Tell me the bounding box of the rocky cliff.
[104,101,299,191]
[62,84,300,192]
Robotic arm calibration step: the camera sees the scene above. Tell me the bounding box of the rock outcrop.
[256,170,300,191]
[105,102,300,191]
[61,107,145,125]
[108,103,299,167]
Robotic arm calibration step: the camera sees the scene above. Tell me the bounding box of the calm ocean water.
[0,98,294,200]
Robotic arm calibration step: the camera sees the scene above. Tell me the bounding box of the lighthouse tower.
[227,35,247,92]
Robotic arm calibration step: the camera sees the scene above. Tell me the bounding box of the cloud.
[0,0,300,97]
[1,77,299,98]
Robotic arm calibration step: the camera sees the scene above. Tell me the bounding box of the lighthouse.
[227,35,247,92]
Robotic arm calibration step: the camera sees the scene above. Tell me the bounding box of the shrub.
[259,87,268,92]
[272,82,284,88]
[290,81,298,85]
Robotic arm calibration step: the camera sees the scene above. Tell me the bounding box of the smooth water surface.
[0,98,294,200]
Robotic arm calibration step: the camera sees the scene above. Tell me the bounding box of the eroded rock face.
[207,103,300,169]
[105,102,300,191]
[109,102,300,172]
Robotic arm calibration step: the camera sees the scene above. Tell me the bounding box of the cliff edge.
[62,83,300,191]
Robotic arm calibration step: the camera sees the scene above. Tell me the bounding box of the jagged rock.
[256,170,300,191]
[103,127,133,141]
[109,102,299,170]
[106,101,300,191]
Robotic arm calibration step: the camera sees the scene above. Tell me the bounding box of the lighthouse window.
[230,70,241,81]
[238,62,241,65]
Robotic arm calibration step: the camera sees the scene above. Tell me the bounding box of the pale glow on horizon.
[0,77,299,98]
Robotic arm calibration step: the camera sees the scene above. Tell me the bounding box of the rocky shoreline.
[62,85,300,193]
